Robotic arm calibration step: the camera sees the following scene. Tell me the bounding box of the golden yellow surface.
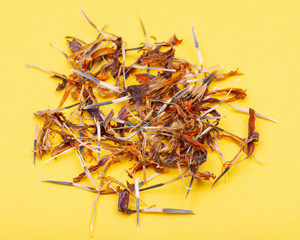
[1,0,299,239]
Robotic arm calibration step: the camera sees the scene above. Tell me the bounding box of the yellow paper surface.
[0,0,299,239]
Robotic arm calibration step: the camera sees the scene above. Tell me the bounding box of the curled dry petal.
[209,88,247,102]
[118,190,130,213]
[215,68,243,81]
[247,108,259,158]
[187,171,216,180]
[127,83,149,106]
[135,73,155,83]
[67,39,83,53]
[181,134,208,151]
[73,155,112,183]
[168,34,183,45]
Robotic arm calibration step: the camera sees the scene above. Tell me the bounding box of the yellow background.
[1,0,299,239]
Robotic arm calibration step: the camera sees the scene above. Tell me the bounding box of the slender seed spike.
[171,86,193,103]
[162,208,195,214]
[138,16,149,45]
[41,180,98,193]
[71,70,122,92]
[141,131,147,183]
[72,183,99,193]
[131,181,144,192]
[156,86,192,117]
[202,69,219,85]
[134,177,140,233]
[41,180,74,186]
[184,177,194,200]
[43,147,76,163]
[140,208,195,214]
[190,70,219,99]
[226,103,278,123]
[191,23,203,66]
[32,122,40,170]
[212,147,244,188]
[211,167,231,188]
[76,150,99,190]
[125,46,145,51]
[140,208,163,213]
[85,100,113,109]
[77,70,118,109]
[94,118,101,162]
[131,173,162,192]
[90,58,103,72]
[122,41,127,89]
[139,183,165,192]
[63,102,80,110]
[116,121,151,140]
[122,121,137,126]
[80,132,85,155]
[83,95,130,110]
[139,175,182,192]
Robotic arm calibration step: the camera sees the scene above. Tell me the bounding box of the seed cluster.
[30,10,273,235]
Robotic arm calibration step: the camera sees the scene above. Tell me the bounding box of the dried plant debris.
[29,9,276,234]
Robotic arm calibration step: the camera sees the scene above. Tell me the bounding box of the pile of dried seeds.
[29,9,276,235]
